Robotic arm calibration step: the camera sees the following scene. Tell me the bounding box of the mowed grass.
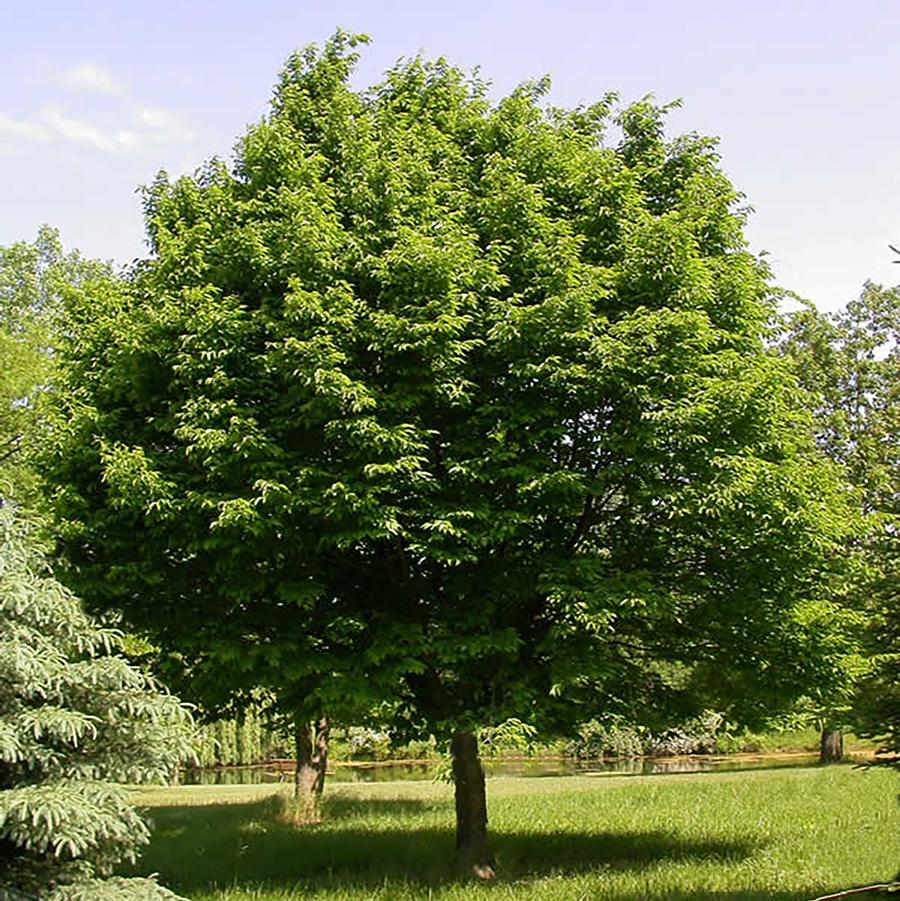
[125,765,899,901]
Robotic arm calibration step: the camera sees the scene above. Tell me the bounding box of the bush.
[345,728,392,761]
[393,737,438,760]
[714,730,765,754]
[645,710,726,756]
[567,718,644,759]
[0,507,194,899]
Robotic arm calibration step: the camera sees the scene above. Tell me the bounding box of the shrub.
[346,728,392,761]
[646,710,726,756]
[567,718,644,759]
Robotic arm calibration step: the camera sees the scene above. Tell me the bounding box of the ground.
[125,765,899,900]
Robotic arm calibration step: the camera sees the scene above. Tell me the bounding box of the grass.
[125,765,899,900]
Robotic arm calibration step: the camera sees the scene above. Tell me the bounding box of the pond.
[179,752,844,786]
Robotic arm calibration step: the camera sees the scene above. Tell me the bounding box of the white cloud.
[137,106,176,129]
[0,112,51,143]
[60,63,125,96]
[135,105,194,142]
[40,106,134,153]
[116,129,140,149]
[0,64,194,156]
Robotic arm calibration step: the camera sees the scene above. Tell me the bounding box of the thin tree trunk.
[451,730,495,880]
[312,716,329,794]
[820,727,844,763]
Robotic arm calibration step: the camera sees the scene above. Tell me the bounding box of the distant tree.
[0,505,194,899]
[42,33,858,874]
[0,227,108,503]
[778,284,899,510]
[777,283,900,762]
[854,539,899,767]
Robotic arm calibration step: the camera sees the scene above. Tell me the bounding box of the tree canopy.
[778,283,900,511]
[43,32,857,798]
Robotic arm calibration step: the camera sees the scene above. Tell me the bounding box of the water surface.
[181,753,835,786]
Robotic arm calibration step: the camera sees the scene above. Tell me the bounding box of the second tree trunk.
[293,715,330,820]
[451,730,495,880]
[819,727,844,763]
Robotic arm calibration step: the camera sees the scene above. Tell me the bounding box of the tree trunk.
[820,727,844,763]
[291,715,329,822]
[312,716,329,794]
[451,730,495,880]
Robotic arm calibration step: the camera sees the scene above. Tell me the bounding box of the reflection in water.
[180,753,829,786]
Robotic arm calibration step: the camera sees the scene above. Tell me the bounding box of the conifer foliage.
[0,506,193,900]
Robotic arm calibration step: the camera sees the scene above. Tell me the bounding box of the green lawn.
[126,765,899,900]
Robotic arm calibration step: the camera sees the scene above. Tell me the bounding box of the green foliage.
[644,710,726,756]
[0,505,193,899]
[778,285,900,511]
[778,283,900,759]
[42,34,858,745]
[0,228,108,505]
[237,709,263,767]
[478,719,539,756]
[326,728,437,762]
[854,535,900,765]
[194,707,272,767]
[567,711,735,758]
[567,717,644,759]
[344,728,393,762]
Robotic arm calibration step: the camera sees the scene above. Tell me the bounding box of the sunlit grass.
[125,765,898,900]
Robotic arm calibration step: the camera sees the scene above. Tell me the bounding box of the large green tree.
[42,33,857,873]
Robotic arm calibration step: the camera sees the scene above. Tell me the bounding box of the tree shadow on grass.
[123,794,785,897]
[322,795,436,819]
[491,829,751,876]
[599,894,887,901]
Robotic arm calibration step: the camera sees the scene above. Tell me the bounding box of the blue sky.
[2,0,898,311]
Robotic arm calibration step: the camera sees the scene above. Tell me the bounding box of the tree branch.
[0,434,22,464]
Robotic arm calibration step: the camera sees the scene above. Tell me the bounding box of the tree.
[777,284,900,761]
[0,505,194,899]
[154,649,334,818]
[0,227,108,504]
[778,284,900,511]
[854,541,900,767]
[42,33,858,875]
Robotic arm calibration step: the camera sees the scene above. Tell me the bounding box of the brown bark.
[294,719,315,794]
[451,730,496,880]
[820,727,844,764]
[312,716,330,794]
[292,715,330,822]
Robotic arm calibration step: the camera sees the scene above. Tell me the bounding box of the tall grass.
[127,765,898,900]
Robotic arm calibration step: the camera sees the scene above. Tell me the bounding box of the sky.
[2,0,898,312]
